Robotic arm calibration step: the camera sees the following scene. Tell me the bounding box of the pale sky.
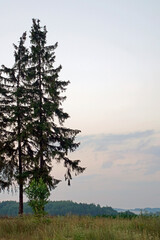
[1,0,160,209]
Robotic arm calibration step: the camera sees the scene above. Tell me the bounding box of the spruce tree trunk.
[19,181,23,214]
[18,117,23,215]
[17,66,23,215]
[38,56,44,170]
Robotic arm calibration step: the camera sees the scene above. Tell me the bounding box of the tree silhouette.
[0,19,85,214]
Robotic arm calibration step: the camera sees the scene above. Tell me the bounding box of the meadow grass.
[0,215,160,240]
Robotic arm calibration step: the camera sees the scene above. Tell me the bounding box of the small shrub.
[25,178,50,216]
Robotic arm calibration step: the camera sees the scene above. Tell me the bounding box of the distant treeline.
[0,201,119,217]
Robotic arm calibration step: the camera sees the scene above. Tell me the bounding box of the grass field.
[0,215,160,240]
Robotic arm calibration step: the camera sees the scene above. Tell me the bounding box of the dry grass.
[0,215,160,240]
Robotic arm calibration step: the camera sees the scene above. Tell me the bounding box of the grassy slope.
[0,215,160,240]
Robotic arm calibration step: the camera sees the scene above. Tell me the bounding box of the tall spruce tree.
[28,19,85,188]
[0,33,31,214]
[0,19,85,214]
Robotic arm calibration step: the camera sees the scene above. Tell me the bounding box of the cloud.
[76,130,160,184]
[135,144,160,175]
[102,161,113,169]
[78,130,154,152]
[144,146,160,157]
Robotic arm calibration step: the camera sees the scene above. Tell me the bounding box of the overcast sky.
[1,0,160,209]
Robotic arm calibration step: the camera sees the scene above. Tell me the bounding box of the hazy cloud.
[144,146,160,157]
[78,130,154,151]
[78,130,160,177]
[102,161,113,169]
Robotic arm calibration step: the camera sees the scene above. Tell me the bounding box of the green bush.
[25,178,50,216]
